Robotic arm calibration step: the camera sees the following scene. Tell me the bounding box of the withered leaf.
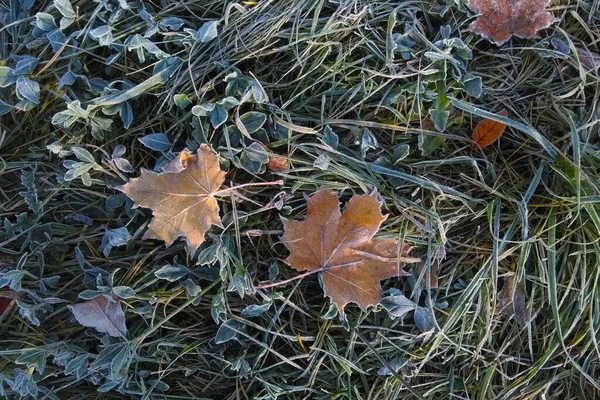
[575,46,600,73]
[472,110,508,149]
[497,275,528,326]
[281,188,420,316]
[119,144,225,253]
[0,290,18,316]
[467,0,557,45]
[69,295,127,339]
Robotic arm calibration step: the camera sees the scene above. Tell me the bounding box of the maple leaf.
[281,188,420,316]
[119,144,225,253]
[472,110,508,149]
[467,0,558,45]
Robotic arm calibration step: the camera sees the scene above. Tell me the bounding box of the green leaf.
[414,306,435,332]
[52,110,79,128]
[243,142,269,163]
[241,302,271,318]
[322,125,339,149]
[35,12,57,31]
[154,263,189,282]
[138,133,171,152]
[64,163,93,181]
[217,96,239,109]
[381,292,416,318]
[112,286,135,299]
[120,102,133,129]
[358,128,378,157]
[211,292,226,324]
[428,109,449,132]
[192,103,214,117]
[0,99,13,115]
[54,0,76,19]
[65,354,89,379]
[195,20,219,42]
[251,80,268,103]
[418,133,445,156]
[71,147,95,163]
[313,154,330,170]
[19,168,42,215]
[15,348,47,374]
[240,111,266,133]
[215,320,243,344]
[16,76,40,104]
[463,73,482,98]
[99,227,131,257]
[12,56,38,75]
[90,25,113,46]
[210,105,228,128]
[174,94,191,108]
[393,144,410,163]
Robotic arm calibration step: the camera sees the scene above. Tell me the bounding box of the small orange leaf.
[267,154,288,172]
[259,143,288,172]
[471,110,508,150]
[281,188,420,316]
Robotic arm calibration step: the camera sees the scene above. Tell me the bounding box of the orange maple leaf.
[281,188,419,316]
[472,110,508,150]
[119,144,225,253]
[467,0,558,45]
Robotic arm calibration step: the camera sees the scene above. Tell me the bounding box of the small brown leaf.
[267,155,288,172]
[281,188,420,316]
[467,0,558,45]
[0,290,18,315]
[259,143,288,172]
[69,295,127,339]
[472,110,508,150]
[119,144,225,253]
[497,275,527,326]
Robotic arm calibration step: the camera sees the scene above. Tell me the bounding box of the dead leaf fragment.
[497,275,527,326]
[0,290,18,315]
[281,188,420,316]
[69,295,127,339]
[472,110,508,149]
[575,46,600,73]
[259,143,288,172]
[467,0,558,45]
[119,144,225,253]
[267,155,288,172]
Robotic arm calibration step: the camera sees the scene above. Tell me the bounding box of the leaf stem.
[214,180,284,196]
[255,269,319,290]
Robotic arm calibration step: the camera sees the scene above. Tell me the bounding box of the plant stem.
[213,180,284,196]
[255,269,319,290]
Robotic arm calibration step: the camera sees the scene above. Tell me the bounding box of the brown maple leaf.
[467,0,558,45]
[281,188,420,315]
[119,144,225,253]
